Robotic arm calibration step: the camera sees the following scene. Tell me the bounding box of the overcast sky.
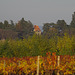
[0,0,75,26]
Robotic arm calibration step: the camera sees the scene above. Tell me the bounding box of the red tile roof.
[34,25,41,32]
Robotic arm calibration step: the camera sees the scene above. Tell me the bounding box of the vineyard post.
[57,56,60,75]
[37,56,40,75]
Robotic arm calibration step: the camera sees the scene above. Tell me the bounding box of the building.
[34,25,41,35]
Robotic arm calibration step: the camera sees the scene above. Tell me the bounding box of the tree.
[9,20,16,31]
[4,20,9,29]
[57,20,67,30]
[43,23,58,38]
[70,12,75,28]
[0,22,3,29]
[10,20,14,26]
[16,18,34,38]
[56,33,74,55]
[43,23,56,33]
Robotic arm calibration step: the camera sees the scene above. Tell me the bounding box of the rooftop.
[34,25,41,32]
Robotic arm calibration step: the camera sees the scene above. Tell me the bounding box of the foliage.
[0,53,74,75]
[16,18,34,38]
[0,18,34,39]
[70,12,75,28]
[0,33,75,57]
[57,20,67,30]
[56,33,75,55]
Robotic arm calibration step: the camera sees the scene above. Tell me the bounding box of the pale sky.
[0,0,75,26]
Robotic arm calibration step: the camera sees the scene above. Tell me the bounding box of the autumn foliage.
[0,53,75,75]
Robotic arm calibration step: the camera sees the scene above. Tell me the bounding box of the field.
[0,52,75,75]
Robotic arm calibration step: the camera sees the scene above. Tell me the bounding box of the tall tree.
[16,18,34,38]
[43,23,58,38]
[70,12,75,28]
[57,20,67,30]
[43,23,56,33]
[0,22,3,29]
[4,20,9,29]
[10,20,14,26]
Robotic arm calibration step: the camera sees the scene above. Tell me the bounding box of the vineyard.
[0,52,75,75]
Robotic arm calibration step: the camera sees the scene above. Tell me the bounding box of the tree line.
[0,12,75,57]
[0,12,75,39]
[0,18,34,39]
[43,12,75,38]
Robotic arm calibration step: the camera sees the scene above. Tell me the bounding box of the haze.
[0,0,75,26]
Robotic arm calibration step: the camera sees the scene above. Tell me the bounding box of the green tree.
[56,33,74,55]
[0,22,3,29]
[43,23,58,38]
[43,23,56,32]
[10,20,14,26]
[57,20,67,30]
[4,20,9,29]
[16,18,34,39]
[70,12,75,28]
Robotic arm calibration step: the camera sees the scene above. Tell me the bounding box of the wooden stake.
[57,56,60,75]
[37,56,40,75]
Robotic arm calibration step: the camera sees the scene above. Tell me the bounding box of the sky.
[0,0,75,26]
